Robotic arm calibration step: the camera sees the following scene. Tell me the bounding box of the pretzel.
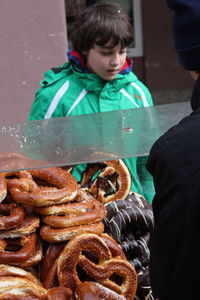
[5,170,33,179]
[0,215,40,239]
[0,276,47,299]
[0,174,7,203]
[0,203,25,230]
[47,286,73,300]
[81,160,131,203]
[40,242,65,285]
[34,187,95,215]
[6,167,78,207]
[57,233,137,299]
[0,232,37,264]
[41,200,106,229]
[35,201,94,216]
[76,281,126,300]
[40,221,104,243]
[18,237,43,268]
[100,233,126,260]
[43,259,59,289]
[0,264,42,286]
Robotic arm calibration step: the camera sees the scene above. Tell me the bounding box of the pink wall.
[0,0,68,126]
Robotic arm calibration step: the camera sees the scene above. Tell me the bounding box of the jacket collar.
[67,49,133,74]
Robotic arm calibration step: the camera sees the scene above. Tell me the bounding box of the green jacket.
[28,54,154,203]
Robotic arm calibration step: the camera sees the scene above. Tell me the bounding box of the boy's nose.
[110,56,120,66]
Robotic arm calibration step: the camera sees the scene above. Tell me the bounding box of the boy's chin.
[100,74,117,81]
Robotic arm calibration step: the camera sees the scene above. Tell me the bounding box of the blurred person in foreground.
[146,0,200,299]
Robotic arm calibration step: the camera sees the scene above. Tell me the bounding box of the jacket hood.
[67,49,133,74]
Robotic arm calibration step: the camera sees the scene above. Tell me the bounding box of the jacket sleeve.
[28,63,71,121]
[28,88,50,120]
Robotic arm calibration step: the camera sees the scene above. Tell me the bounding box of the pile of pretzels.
[0,157,154,300]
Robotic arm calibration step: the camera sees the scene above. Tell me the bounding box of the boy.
[28,2,154,203]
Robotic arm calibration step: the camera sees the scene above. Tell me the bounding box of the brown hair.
[69,2,134,54]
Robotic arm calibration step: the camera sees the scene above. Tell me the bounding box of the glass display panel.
[0,102,191,173]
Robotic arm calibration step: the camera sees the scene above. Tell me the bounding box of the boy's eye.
[100,51,112,56]
[100,49,126,56]
[120,49,127,54]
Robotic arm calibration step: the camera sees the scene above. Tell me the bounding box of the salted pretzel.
[19,237,43,268]
[40,221,104,243]
[57,233,137,300]
[100,233,126,261]
[0,264,42,286]
[35,201,95,216]
[0,174,7,203]
[76,281,126,300]
[80,159,131,203]
[38,188,106,242]
[47,286,73,300]
[43,258,59,289]
[34,187,98,214]
[40,199,106,229]
[0,276,47,299]
[39,242,66,284]
[0,232,37,265]
[0,215,40,239]
[0,203,25,230]
[41,235,126,290]
[5,167,78,207]
[39,242,66,288]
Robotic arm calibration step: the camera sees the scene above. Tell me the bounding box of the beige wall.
[0,0,68,126]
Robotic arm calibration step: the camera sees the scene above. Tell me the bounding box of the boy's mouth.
[107,69,119,75]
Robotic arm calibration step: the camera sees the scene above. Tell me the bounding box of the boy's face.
[84,43,127,81]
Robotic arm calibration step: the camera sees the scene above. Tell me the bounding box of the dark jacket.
[146,76,200,299]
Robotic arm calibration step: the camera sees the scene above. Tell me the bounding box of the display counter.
[0,102,191,299]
